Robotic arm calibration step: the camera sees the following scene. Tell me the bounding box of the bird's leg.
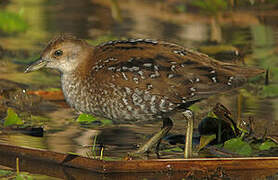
[183,110,194,158]
[133,118,173,154]
[155,118,173,157]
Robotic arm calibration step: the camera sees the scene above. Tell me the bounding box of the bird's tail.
[222,64,265,78]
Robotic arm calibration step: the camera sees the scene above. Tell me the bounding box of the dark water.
[0,0,278,179]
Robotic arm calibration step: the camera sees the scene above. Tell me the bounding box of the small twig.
[16,157,19,174]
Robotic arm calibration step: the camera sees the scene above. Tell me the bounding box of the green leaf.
[261,85,278,98]
[0,10,28,34]
[188,104,200,112]
[76,113,98,123]
[100,119,113,126]
[207,111,218,118]
[0,169,13,177]
[77,113,112,126]
[4,108,23,127]
[259,140,278,151]
[224,138,252,156]
[16,173,33,180]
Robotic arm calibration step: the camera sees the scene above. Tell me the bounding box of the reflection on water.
[0,0,278,178]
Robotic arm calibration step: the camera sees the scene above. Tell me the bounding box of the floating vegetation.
[259,140,278,151]
[0,168,57,180]
[224,137,252,156]
[77,113,112,126]
[197,103,278,157]
[4,108,23,127]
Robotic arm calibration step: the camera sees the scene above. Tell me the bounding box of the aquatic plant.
[191,0,228,15]
[0,10,28,34]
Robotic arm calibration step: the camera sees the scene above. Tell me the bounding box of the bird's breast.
[60,73,176,123]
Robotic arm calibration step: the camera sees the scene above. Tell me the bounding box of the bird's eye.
[54,50,63,57]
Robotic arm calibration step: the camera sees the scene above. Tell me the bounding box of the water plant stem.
[183,110,194,158]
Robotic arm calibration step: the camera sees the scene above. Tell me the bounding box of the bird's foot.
[124,118,173,160]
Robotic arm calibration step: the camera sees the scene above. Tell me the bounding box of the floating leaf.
[0,169,13,176]
[259,140,278,151]
[261,85,278,98]
[100,119,113,126]
[76,113,98,124]
[4,108,23,127]
[77,113,112,126]
[224,138,252,156]
[16,173,33,180]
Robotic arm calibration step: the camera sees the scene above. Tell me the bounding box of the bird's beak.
[24,57,48,73]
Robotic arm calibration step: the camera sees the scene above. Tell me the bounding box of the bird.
[25,34,264,157]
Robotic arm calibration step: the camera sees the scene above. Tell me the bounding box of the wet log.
[0,143,278,174]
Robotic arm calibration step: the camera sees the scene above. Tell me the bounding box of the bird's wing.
[90,39,263,104]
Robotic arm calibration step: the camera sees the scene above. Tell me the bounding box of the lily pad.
[259,140,278,151]
[77,113,112,126]
[77,113,97,124]
[224,138,252,156]
[100,119,112,125]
